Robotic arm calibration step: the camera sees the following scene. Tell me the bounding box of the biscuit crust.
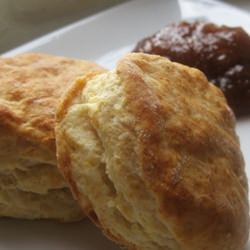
[56,53,249,246]
[0,53,103,221]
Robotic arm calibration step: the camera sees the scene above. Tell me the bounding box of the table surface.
[0,0,249,54]
[225,0,250,11]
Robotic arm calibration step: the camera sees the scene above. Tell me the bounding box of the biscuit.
[0,53,104,221]
[56,53,249,248]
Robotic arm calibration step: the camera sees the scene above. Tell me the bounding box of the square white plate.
[1,0,250,249]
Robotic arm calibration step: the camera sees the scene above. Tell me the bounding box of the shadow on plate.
[0,218,120,250]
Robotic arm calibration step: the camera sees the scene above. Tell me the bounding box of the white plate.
[1,0,250,249]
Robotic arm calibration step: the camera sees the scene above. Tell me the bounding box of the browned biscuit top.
[0,53,103,150]
[117,53,249,249]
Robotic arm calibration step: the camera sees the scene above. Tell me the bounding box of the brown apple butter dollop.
[133,22,250,117]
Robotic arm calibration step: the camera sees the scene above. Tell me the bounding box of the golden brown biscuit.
[56,53,249,248]
[0,52,104,221]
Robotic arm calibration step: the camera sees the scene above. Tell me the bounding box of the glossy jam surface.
[134,22,250,117]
